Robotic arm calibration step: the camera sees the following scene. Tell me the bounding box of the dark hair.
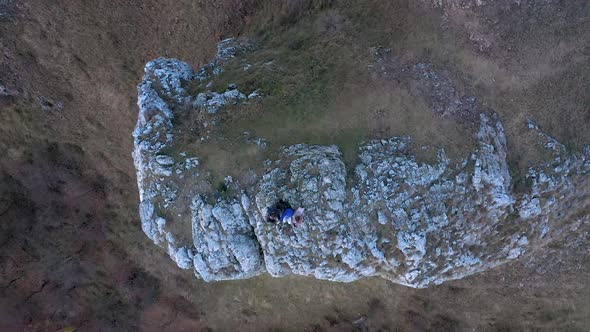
[266,207,280,223]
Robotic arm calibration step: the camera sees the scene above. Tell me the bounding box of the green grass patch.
[169,1,485,187]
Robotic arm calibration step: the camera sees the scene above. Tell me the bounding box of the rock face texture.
[132,38,589,288]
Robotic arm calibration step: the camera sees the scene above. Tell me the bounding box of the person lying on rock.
[274,199,294,224]
[266,200,305,227]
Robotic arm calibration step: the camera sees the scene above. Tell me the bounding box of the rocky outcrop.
[252,145,355,281]
[132,39,589,287]
[191,197,265,281]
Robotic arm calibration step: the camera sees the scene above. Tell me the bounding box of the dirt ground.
[1,1,589,331]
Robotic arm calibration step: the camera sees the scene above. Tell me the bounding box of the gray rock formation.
[132,39,589,288]
[192,38,260,114]
[191,197,265,281]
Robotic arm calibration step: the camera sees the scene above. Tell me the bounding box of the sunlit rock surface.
[132,39,589,288]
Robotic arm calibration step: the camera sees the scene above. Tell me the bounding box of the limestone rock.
[191,197,265,281]
[132,38,589,288]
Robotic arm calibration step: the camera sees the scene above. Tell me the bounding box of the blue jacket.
[281,208,294,222]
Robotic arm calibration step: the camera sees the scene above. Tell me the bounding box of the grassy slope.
[186,1,481,180]
[205,0,590,184]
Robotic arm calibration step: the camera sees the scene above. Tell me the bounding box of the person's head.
[267,208,280,223]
